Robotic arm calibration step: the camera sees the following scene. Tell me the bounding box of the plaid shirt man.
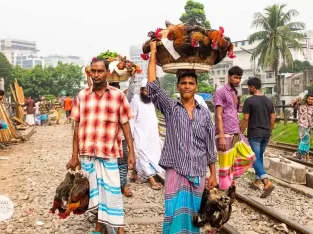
[71,84,133,158]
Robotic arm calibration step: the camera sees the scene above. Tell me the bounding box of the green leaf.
[11,62,85,98]
[248,3,305,102]
[179,0,210,29]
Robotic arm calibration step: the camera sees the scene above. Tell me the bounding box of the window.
[235,42,238,47]
[223,70,226,75]
[212,71,215,75]
[241,41,246,46]
[217,70,220,75]
[265,87,273,94]
[266,71,274,79]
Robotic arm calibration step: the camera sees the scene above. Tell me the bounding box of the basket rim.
[162,63,211,74]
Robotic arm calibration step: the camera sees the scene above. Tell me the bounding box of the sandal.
[122,185,133,197]
[249,181,261,190]
[260,183,275,198]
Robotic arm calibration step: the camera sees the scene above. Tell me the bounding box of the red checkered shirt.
[71,85,133,158]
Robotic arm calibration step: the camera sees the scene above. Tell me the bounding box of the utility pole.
[240,47,256,76]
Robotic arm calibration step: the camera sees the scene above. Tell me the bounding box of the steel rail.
[157,117,313,233]
[236,193,313,234]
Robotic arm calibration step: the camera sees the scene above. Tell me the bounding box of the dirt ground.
[0,122,98,234]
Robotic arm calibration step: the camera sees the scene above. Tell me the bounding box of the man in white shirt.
[195,94,208,109]
[178,93,208,109]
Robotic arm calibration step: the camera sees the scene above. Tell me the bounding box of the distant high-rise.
[0,38,38,64]
[44,55,85,67]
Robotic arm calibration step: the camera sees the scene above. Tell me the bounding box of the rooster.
[208,27,224,49]
[193,185,236,233]
[59,173,89,219]
[167,24,188,47]
[50,172,75,215]
[227,42,236,59]
[218,37,236,59]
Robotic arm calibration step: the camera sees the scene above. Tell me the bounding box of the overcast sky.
[0,0,311,63]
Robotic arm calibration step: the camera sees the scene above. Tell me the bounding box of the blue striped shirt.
[147,80,217,177]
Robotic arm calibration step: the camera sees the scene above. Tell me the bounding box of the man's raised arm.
[146,41,173,115]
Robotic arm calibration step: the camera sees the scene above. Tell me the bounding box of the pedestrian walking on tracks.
[241,77,276,198]
[66,57,135,234]
[63,93,73,124]
[129,78,164,190]
[147,41,218,234]
[291,93,313,161]
[213,66,255,191]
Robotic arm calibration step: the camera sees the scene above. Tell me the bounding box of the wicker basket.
[107,70,131,82]
[155,43,226,74]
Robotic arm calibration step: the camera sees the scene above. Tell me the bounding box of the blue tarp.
[198,93,213,101]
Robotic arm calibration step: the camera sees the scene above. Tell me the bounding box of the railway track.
[157,117,313,233]
[156,172,313,234]
[267,142,313,167]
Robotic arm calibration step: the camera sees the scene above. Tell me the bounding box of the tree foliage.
[197,73,215,93]
[160,74,176,97]
[248,4,305,102]
[0,52,13,91]
[180,0,210,29]
[11,62,85,98]
[280,60,313,73]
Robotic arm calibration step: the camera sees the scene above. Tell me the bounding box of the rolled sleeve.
[70,96,80,122]
[147,80,173,115]
[213,89,225,108]
[119,94,134,124]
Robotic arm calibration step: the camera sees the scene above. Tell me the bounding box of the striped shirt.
[147,80,217,177]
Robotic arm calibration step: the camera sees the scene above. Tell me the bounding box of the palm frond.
[251,12,271,30]
[286,22,305,31]
[280,9,300,24]
[248,31,269,44]
[252,39,269,56]
[249,3,305,73]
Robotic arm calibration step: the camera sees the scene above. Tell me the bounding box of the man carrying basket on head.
[146,41,217,234]
[67,57,135,234]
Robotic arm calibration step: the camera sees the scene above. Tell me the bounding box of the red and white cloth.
[71,84,133,159]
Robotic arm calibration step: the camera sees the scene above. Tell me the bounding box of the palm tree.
[248,4,305,102]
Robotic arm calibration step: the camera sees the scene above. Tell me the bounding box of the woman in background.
[291,93,313,161]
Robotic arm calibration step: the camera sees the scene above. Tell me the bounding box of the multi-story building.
[44,55,85,67]
[0,38,38,64]
[13,53,44,68]
[211,30,313,101]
